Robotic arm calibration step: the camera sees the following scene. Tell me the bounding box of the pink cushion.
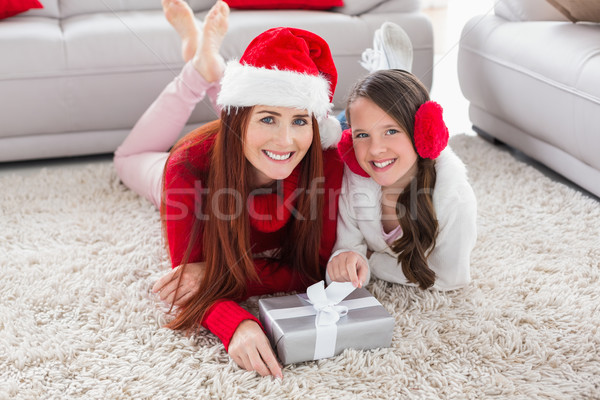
[0,0,43,19]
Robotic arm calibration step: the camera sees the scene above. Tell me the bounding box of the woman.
[114,0,344,379]
[327,68,477,291]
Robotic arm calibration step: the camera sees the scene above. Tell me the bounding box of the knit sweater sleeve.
[201,300,261,351]
[201,258,310,350]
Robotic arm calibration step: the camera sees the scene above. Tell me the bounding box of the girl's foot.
[162,0,199,62]
[192,1,229,83]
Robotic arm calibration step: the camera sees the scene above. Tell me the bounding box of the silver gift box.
[258,287,395,365]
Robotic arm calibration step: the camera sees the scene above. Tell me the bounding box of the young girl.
[327,69,477,291]
[114,0,344,379]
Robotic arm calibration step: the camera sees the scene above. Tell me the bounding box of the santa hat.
[217,27,342,148]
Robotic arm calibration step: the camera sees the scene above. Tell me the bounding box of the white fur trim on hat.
[318,115,342,149]
[217,61,333,119]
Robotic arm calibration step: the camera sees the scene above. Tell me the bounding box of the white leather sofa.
[458,0,600,197]
[0,0,433,162]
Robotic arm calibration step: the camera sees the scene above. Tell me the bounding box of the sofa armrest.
[334,0,420,16]
[494,0,568,22]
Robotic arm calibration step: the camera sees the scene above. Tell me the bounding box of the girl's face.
[348,97,418,189]
[244,105,314,187]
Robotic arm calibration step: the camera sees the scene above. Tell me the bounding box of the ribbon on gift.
[305,280,356,360]
[306,280,355,325]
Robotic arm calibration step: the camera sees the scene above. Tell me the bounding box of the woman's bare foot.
[162,0,199,62]
[192,0,229,83]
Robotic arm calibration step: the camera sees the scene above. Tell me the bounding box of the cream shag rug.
[1,135,599,400]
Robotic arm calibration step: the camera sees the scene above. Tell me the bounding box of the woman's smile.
[263,149,294,161]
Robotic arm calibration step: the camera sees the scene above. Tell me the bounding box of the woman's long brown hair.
[161,107,324,333]
[346,69,439,289]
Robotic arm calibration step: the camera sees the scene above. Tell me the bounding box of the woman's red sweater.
[163,133,344,350]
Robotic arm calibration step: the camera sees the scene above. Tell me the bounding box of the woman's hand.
[326,251,369,288]
[228,320,283,379]
[152,262,205,306]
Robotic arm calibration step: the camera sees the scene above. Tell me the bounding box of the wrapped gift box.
[258,281,395,365]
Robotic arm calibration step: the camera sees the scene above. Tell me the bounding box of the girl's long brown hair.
[346,69,438,289]
[161,107,324,332]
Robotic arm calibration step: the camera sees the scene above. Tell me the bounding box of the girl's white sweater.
[330,146,477,291]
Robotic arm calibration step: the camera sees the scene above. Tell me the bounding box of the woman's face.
[348,97,418,189]
[244,105,314,187]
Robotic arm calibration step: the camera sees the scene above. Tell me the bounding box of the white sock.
[360,22,413,73]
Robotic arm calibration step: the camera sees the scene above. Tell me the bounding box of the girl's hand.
[152,262,205,306]
[326,251,369,288]
[228,320,283,379]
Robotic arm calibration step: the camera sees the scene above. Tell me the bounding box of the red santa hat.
[217,27,342,148]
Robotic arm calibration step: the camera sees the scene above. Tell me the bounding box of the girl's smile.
[371,157,396,170]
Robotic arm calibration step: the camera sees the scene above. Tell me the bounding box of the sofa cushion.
[223,0,343,10]
[0,16,64,77]
[336,0,419,16]
[0,0,43,19]
[59,0,160,18]
[546,0,600,22]
[58,0,213,18]
[62,10,181,71]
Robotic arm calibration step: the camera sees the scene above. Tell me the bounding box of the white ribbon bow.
[306,281,356,326]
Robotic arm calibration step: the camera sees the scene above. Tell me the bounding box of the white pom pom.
[318,115,342,149]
